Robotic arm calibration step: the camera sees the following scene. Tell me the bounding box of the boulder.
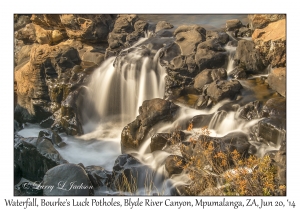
[111,154,155,191]
[43,163,94,195]
[267,67,286,97]
[121,98,179,152]
[174,25,206,55]
[84,165,112,189]
[155,21,173,32]
[234,39,266,74]
[194,68,227,91]
[226,19,243,31]
[260,97,286,119]
[206,80,242,103]
[195,48,227,71]
[14,162,22,185]
[165,155,186,176]
[206,31,229,45]
[38,129,66,147]
[150,133,171,152]
[14,135,67,181]
[237,100,262,121]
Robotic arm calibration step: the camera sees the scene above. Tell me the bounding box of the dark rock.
[206,31,229,45]
[43,163,94,195]
[234,40,266,74]
[181,132,251,164]
[237,27,251,37]
[111,154,156,191]
[238,100,262,120]
[228,66,247,79]
[197,38,225,52]
[14,162,22,185]
[165,155,186,176]
[268,67,286,97]
[14,135,67,181]
[84,165,112,188]
[121,98,179,152]
[150,133,171,152]
[15,182,43,196]
[195,48,227,71]
[226,19,243,31]
[14,120,22,132]
[206,80,242,103]
[194,68,227,91]
[257,118,286,146]
[260,97,286,119]
[38,129,65,147]
[188,114,214,128]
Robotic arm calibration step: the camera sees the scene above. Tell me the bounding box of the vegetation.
[175,124,286,196]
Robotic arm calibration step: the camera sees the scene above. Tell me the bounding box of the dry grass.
[173,123,286,196]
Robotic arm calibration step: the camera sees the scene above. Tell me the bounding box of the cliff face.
[14,14,116,134]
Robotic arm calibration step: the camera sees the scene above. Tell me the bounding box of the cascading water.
[224,42,236,75]
[86,47,166,126]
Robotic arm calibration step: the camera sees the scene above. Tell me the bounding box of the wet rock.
[260,97,286,119]
[267,67,286,97]
[252,19,286,68]
[226,19,243,31]
[165,155,186,176]
[228,66,247,79]
[43,163,94,195]
[174,25,206,55]
[248,14,286,30]
[15,182,43,196]
[194,68,227,91]
[188,114,214,128]
[234,39,266,74]
[155,21,173,32]
[14,162,22,185]
[111,154,156,191]
[84,165,112,189]
[38,129,65,147]
[121,98,179,152]
[181,132,251,164]
[206,80,242,103]
[14,135,67,181]
[237,27,251,38]
[257,118,286,146]
[237,100,262,120]
[150,133,171,152]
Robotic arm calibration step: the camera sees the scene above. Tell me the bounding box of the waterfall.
[224,43,236,75]
[85,47,166,127]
